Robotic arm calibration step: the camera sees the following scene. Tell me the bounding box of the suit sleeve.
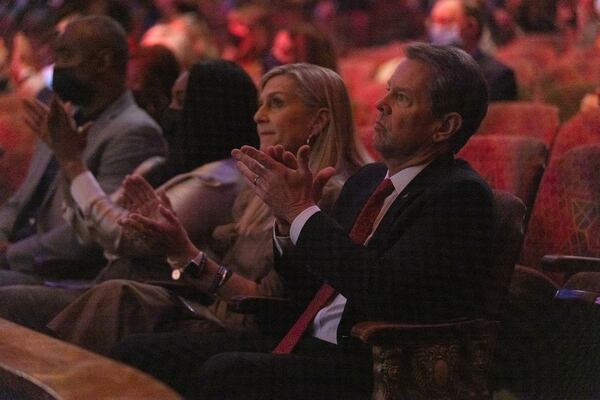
[274,174,356,306]
[6,124,167,275]
[295,179,495,322]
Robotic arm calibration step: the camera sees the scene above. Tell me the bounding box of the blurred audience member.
[516,0,559,32]
[580,86,600,112]
[5,6,56,101]
[140,21,195,69]
[265,23,338,71]
[127,45,180,124]
[487,0,525,46]
[557,0,600,47]
[222,4,274,82]
[141,9,218,70]
[8,33,50,101]
[429,0,518,101]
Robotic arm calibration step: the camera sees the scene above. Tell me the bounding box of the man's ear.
[433,112,462,143]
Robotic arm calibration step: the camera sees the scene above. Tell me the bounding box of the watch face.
[171,269,182,280]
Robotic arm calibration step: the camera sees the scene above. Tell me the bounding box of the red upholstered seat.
[520,144,600,278]
[458,135,547,212]
[550,110,600,166]
[475,101,560,148]
[495,34,561,99]
[0,95,36,205]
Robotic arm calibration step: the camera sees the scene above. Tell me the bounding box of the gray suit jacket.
[0,91,167,277]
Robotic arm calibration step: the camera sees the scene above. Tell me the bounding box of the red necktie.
[272,178,394,354]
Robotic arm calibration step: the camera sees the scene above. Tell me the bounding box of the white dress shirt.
[276,164,428,344]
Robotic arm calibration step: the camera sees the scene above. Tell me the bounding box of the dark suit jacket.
[276,155,495,343]
[474,49,518,102]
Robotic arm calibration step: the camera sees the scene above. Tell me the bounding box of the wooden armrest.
[352,318,499,399]
[227,295,292,314]
[541,255,600,275]
[351,318,497,346]
[0,318,181,399]
[144,280,214,305]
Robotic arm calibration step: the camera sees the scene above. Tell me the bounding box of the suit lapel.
[341,164,388,232]
[367,155,454,250]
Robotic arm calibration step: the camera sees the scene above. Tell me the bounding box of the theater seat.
[475,101,560,148]
[458,135,547,213]
[520,144,600,275]
[494,144,600,398]
[549,109,600,166]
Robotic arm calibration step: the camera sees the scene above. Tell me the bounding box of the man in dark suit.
[0,16,166,284]
[428,0,518,101]
[110,43,495,399]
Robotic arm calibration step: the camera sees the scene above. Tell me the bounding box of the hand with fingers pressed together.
[116,175,183,255]
[121,175,169,215]
[232,144,336,227]
[118,198,197,265]
[22,96,91,181]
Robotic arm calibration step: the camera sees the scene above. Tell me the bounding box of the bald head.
[52,15,129,110]
[59,15,129,77]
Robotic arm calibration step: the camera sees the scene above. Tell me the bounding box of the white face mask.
[428,23,464,47]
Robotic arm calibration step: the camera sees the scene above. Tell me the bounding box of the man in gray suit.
[0,16,167,285]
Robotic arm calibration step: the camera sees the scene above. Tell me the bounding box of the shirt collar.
[386,162,430,194]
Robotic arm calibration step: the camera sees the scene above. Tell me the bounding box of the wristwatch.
[171,251,207,280]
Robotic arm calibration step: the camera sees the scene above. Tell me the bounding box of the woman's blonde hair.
[237,63,372,234]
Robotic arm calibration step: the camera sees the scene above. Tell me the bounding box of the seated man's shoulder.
[98,92,162,138]
[476,51,516,82]
[346,162,387,184]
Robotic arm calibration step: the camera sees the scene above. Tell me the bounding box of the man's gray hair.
[405,42,488,153]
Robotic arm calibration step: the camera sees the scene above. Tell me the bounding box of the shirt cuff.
[70,171,106,215]
[290,206,321,245]
[272,224,293,255]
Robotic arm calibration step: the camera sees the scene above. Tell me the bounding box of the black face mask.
[160,107,182,146]
[52,66,95,106]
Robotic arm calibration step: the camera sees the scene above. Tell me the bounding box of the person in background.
[0,16,166,284]
[221,4,274,83]
[264,23,338,72]
[127,45,180,124]
[428,0,518,101]
[140,12,218,70]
